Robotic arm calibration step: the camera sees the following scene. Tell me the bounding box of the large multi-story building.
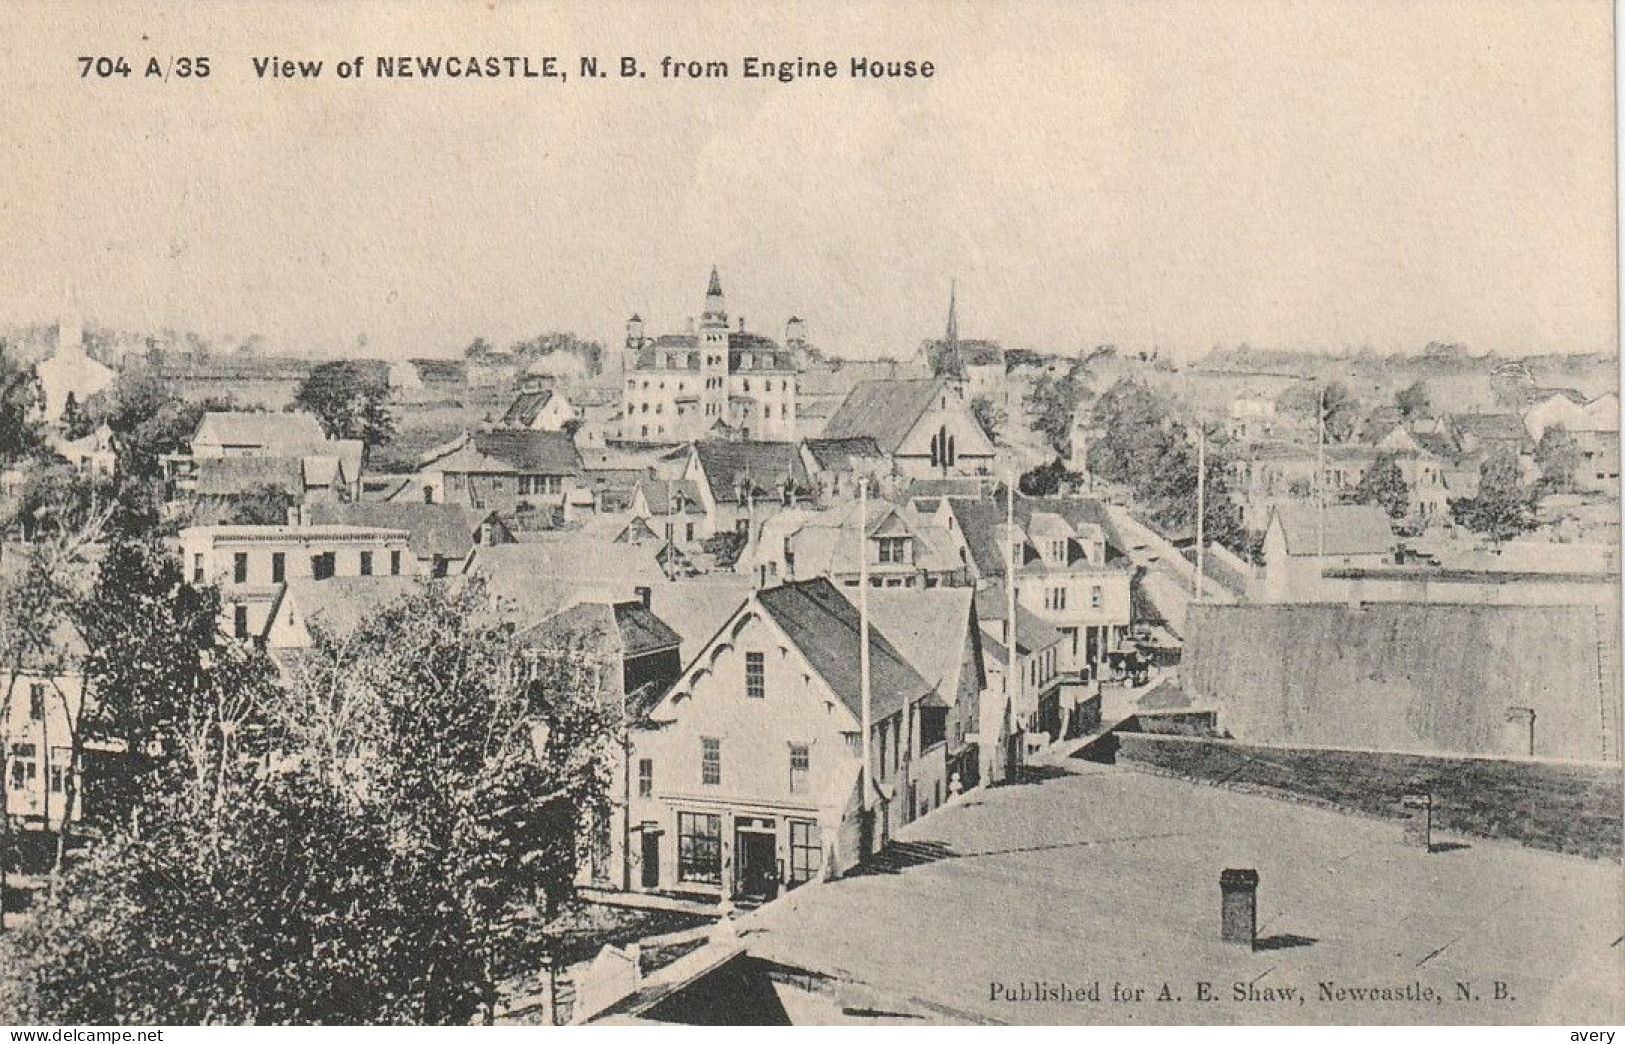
[619,269,802,443]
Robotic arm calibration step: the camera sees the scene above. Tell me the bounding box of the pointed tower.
[941,280,966,384]
[945,279,960,345]
[700,267,730,430]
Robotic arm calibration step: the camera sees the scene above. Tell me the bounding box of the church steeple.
[945,279,960,345]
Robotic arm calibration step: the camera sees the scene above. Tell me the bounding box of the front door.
[734,825,778,900]
[640,831,660,889]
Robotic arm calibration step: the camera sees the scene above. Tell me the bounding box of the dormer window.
[878,536,908,564]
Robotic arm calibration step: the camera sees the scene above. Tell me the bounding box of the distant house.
[262,575,426,654]
[821,377,995,480]
[1522,390,1620,494]
[179,411,365,502]
[629,578,949,899]
[627,478,711,547]
[745,498,968,591]
[1227,396,1277,441]
[178,523,416,641]
[388,358,469,401]
[501,388,578,432]
[974,589,1074,748]
[307,501,510,575]
[679,440,814,535]
[929,494,1133,684]
[1434,412,1531,458]
[1,607,88,831]
[798,437,887,501]
[395,430,584,523]
[1259,503,1397,602]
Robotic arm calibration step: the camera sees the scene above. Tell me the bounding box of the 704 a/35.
[78,56,211,79]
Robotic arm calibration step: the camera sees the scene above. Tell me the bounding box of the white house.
[1259,503,1398,603]
[629,579,947,900]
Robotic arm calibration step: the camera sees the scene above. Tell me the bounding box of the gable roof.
[754,579,933,722]
[1267,503,1396,557]
[468,430,584,474]
[801,436,884,471]
[820,378,949,454]
[691,440,810,504]
[193,411,328,449]
[193,455,305,498]
[307,501,484,561]
[948,494,1117,576]
[1447,412,1529,445]
[974,589,1064,662]
[501,389,555,427]
[279,576,426,640]
[636,478,706,516]
[864,587,979,698]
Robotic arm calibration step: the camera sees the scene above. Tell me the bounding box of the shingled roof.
[802,436,884,472]
[501,389,555,427]
[308,502,483,561]
[820,378,950,454]
[755,578,934,722]
[468,430,584,474]
[193,411,328,451]
[691,440,810,504]
[1267,503,1396,558]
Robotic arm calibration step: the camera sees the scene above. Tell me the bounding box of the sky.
[3,0,1617,361]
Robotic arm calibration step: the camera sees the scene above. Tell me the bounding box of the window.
[701,737,721,785]
[312,552,336,581]
[878,725,889,779]
[638,758,653,798]
[233,552,249,584]
[789,744,809,792]
[1046,586,1068,610]
[789,820,821,886]
[28,684,45,721]
[233,605,250,639]
[192,553,204,583]
[1090,585,1103,609]
[271,552,286,583]
[391,550,402,575]
[686,522,695,542]
[49,766,64,794]
[359,551,373,577]
[519,475,561,496]
[877,537,907,564]
[677,812,722,883]
[746,652,765,699]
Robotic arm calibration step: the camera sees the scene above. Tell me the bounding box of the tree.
[1395,380,1431,422]
[3,580,619,1025]
[293,361,395,447]
[1278,380,1360,444]
[1352,452,1410,520]
[96,372,229,485]
[1450,449,1539,543]
[1018,458,1082,497]
[970,395,1007,445]
[1534,425,1582,492]
[0,346,45,465]
[1024,366,1091,457]
[1086,380,1249,553]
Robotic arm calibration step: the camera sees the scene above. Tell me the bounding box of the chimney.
[634,585,651,610]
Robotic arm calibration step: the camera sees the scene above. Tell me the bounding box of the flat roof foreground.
[743,764,1622,1026]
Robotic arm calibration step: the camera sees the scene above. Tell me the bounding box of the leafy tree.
[1024,366,1091,457]
[1395,380,1431,422]
[1534,424,1582,492]
[1277,380,1360,444]
[1352,452,1411,520]
[1087,380,1249,552]
[969,395,1007,445]
[510,333,606,378]
[1449,449,1539,543]
[1018,458,1082,497]
[0,346,45,465]
[96,373,229,484]
[4,580,619,1024]
[293,361,395,447]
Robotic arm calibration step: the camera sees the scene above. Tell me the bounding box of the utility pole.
[1196,426,1206,603]
[858,480,873,852]
[1317,384,1327,558]
[1005,471,1018,777]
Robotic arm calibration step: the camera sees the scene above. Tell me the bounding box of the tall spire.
[945,280,959,344]
[702,266,727,329]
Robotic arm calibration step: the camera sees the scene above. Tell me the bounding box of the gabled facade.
[629,579,941,900]
[398,430,584,522]
[821,377,995,479]
[501,388,579,432]
[745,498,969,591]
[1260,503,1397,602]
